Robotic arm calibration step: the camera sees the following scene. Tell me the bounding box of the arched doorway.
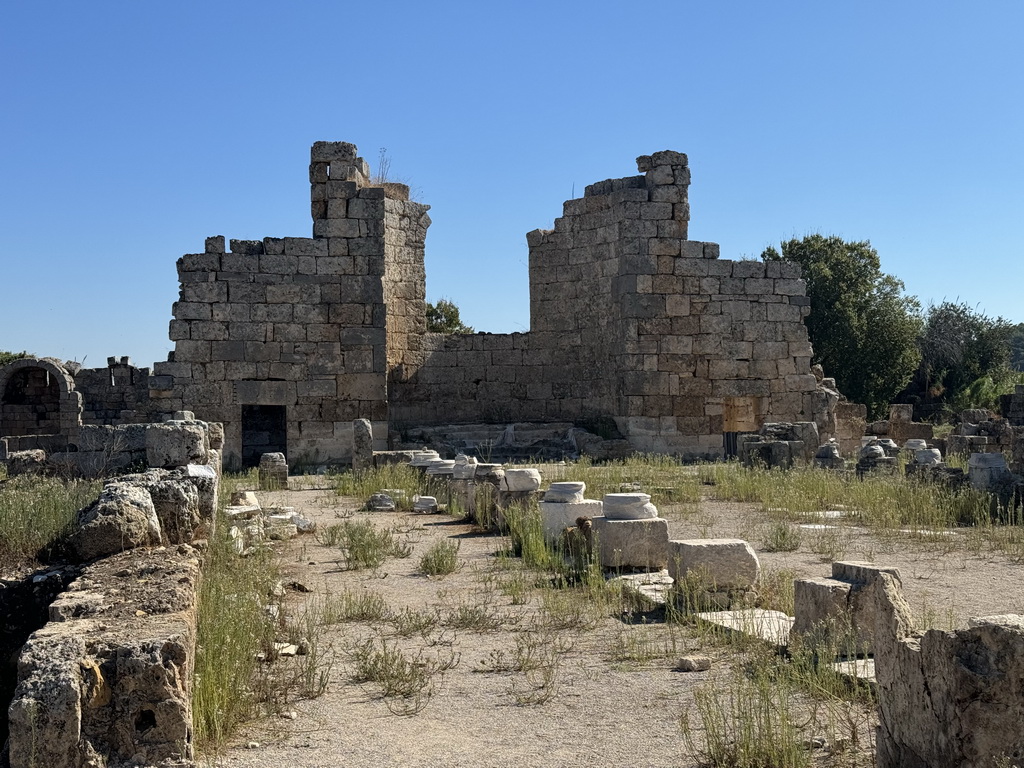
[1,366,62,436]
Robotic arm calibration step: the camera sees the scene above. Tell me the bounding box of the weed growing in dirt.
[682,663,812,768]
[193,510,280,750]
[442,600,509,631]
[761,520,802,552]
[349,637,459,714]
[609,625,682,664]
[319,519,412,570]
[318,588,391,624]
[389,607,440,637]
[419,538,460,576]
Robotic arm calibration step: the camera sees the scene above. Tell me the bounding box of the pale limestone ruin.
[2,141,844,470]
[9,142,1024,767]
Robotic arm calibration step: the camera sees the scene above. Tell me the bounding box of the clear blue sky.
[2,1,1021,370]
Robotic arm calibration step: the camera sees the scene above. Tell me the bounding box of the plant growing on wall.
[0,350,30,367]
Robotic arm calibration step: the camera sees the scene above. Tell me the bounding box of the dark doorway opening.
[241,405,287,468]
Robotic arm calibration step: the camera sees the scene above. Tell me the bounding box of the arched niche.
[0,358,82,438]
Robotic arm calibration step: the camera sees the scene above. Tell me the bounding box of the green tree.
[426,298,474,334]
[901,301,1016,414]
[762,234,921,418]
[0,350,30,367]
[1009,323,1024,372]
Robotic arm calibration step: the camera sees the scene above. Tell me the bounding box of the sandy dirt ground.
[202,481,1024,768]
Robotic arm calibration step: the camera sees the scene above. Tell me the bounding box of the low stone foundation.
[7,546,200,768]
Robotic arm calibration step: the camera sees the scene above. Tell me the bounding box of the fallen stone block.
[671,536,761,593]
[668,539,760,589]
[230,490,260,507]
[593,516,669,569]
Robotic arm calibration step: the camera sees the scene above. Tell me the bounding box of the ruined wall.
[153,142,421,468]
[73,356,152,426]
[390,150,821,457]
[0,358,82,451]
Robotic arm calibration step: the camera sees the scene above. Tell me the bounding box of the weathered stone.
[4,448,48,476]
[968,451,1011,491]
[71,481,162,561]
[501,468,542,492]
[8,548,199,768]
[870,573,1024,767]
[539,498,603,541]
[542,481,585,503]
[352,418,374,471]
[677,655,711,672]
[668,539,760,589]
[258,452,288,490]
[367,492,397,511]
[602,492,658,520]
[593,516,669,569]
[145,423,206,469]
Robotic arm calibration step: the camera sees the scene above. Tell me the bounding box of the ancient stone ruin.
[0,141,849,470]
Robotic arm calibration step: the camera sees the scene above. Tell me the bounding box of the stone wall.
[73,357,152,426]
[153,142,411,468]
[6,143,841,466]
[391,150,823,457]
[868,572,1024,767]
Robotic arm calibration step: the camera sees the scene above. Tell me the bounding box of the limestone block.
[311,140,357,163]
[185,464,219,520]
[543,481,585,503]
[413,495,438,513]
[540,498,604,540]
[968,451,1011,491]
[9,548,199,768]
[5,449,48,477]
[145,424,206,469]
[869,571,1024,767]
[258,452,288,489]
[791,576,884,653]
[668,539,760,589]
[410,450,441,467]
[352,418,374,471]
[592,516,669,569]
[71,481,162,561]
[147,476,203,544]
[502,468,542,492]
[231,490,260,507]
[603,492,658,519]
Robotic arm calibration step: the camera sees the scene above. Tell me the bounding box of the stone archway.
[0,358,82,438]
